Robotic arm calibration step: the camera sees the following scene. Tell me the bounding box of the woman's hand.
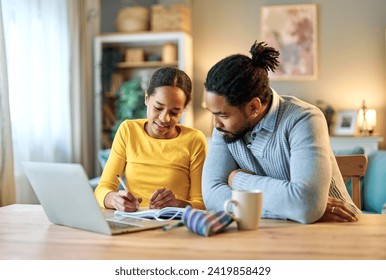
[149,188,182,209]
[105,190,142,212]
[318,197,358,222]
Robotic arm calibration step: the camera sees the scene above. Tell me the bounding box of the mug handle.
[223,199,240,222]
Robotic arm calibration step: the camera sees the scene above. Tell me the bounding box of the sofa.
[362,151,386,213]
[334,146,386,214]
[89,149,111,189]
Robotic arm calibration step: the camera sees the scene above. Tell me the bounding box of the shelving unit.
[93,31,193,173]
[330,135,384,155]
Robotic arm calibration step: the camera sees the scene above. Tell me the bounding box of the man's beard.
[217,126,251,144]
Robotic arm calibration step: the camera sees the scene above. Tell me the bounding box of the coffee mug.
[224,189,263,230]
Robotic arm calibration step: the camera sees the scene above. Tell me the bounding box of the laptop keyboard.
[107,220,138,230]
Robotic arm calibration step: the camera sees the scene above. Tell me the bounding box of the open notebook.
[22,161,170,235]
[114,207,186,220]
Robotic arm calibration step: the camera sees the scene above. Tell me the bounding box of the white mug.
[224,189,263,230]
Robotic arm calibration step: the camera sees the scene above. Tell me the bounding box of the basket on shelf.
[115,6,150,32]
[151,4,191,32]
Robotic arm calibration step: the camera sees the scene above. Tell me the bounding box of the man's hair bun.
[249,41,280,73]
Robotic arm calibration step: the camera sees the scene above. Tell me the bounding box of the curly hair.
[147,67,192,107]
[204,41,279,107]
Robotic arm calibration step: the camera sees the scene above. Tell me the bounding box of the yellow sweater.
[95,119,207,209]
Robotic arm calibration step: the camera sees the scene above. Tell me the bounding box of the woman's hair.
[204,41,279,107]
[147,67,192,107]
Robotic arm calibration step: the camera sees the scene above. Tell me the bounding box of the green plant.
[111,77,147,139]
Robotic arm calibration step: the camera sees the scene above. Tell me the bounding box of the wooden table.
[1,204,385,260]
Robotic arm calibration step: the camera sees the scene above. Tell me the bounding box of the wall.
[99,0,386,147]
[192,0,386,149]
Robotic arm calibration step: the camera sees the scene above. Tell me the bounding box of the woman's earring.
[254,110,258,117]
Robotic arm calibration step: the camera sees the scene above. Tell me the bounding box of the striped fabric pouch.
[182,206,234,237]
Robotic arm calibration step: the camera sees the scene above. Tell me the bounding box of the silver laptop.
[22,161,170,235]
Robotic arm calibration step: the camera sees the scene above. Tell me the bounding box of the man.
[202,41,359,224]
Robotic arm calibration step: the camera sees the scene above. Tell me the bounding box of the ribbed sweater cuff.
[232,171,253,190]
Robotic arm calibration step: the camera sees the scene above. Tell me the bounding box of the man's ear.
[248,97,262,113]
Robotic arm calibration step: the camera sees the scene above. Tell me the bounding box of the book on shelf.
[114,207,186,221]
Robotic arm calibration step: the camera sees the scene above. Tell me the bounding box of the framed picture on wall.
[260,4,318,80]
[334,110,358,136]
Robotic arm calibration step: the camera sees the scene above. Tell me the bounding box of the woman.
[95,67,207,212]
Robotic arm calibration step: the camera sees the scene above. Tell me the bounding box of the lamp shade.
[357,109,377,129]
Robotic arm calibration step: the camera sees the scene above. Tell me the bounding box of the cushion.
[89,177,100,189]
[98,149,111,169]
[363,151,386,213]
[89,149,111,190]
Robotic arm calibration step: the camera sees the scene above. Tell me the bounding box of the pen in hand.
[116,175,140,210]
[116,174,128,191]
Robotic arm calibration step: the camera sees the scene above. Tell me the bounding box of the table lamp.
[357,100,376,135]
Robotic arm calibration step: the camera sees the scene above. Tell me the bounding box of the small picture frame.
[334,110,358,135]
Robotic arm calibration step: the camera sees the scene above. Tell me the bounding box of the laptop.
[22,161,170,235]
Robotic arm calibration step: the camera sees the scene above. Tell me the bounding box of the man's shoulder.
[281,95,313,107]
[280,95,321,115]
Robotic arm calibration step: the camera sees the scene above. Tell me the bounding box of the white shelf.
[330,135,384,155]
[93,31,193,174]
[115,61,178,68]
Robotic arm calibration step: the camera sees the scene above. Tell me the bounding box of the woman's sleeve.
[185,130,207,209]
[94,122,128,207]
